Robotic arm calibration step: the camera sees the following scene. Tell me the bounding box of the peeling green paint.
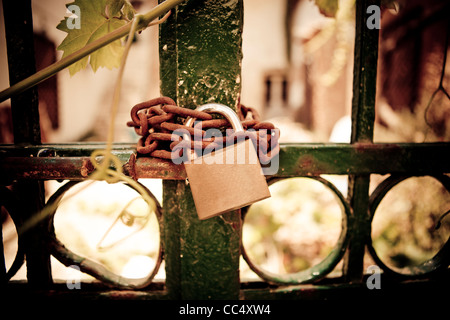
[159,0,243,299]
[344,0,380,282]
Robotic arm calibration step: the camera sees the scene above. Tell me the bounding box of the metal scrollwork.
[45,180,163,289]
[367,174,450,279]
[0,186,25,281]
[241,176,351,285]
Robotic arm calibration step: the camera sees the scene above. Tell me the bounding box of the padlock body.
[185,139,270,220]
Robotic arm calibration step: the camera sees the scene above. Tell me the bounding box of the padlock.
[181,103,271,220]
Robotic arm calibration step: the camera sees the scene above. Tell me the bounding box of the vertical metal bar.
[3,0,41,144]
[0,225,5,286]
[2,0,52,287]
[350,0,378,144]
[160,0,243,299]
[344,0,379,282]
[159,2,181,298]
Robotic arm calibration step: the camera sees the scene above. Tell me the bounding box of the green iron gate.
[1,0,449,300]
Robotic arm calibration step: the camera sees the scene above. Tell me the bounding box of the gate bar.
[2,0,52,287]
[159,0,243,299]
[344,0,380,282]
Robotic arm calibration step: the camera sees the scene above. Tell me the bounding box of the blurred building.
[1,0,354,144]
[1,0,448,144]
[242,0,354,142]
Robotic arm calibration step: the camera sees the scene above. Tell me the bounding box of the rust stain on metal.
[80,159,93,177]
[297,154,322,176]
[299,155,314,168]
[124,153,137,180]
[133,156,186,180]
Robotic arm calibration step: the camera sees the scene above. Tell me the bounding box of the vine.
[15,0,181,236]
[0,0,184,102]
[424,24,450,135]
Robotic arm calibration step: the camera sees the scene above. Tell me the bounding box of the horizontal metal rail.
[1,142,448,181]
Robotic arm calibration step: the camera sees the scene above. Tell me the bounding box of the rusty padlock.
[181,103,271,220]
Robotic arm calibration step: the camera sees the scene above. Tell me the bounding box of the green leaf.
[57,0,134,76]
[123,1,136,21]
[106,0,135,20]
[106,0,125,18]
[313,0,339,18]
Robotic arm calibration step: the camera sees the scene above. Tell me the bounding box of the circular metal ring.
[367,174,450,279]
[45,180,163,289]
[0,186,25,281]
[241,176,351,285]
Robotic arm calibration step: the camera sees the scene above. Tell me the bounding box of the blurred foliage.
[312,0,400,18]
[53,181,160,278]
[242,177,343,276]
[313,0,339,17]
[371,176,450,272]
[243,175,449,278]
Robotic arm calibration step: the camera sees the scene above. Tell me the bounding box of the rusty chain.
[127,97,280,163]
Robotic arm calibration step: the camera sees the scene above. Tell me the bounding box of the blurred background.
[1,0,449,282]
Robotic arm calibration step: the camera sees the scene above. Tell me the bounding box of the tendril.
[424,22,450,135]
[88,14,157,231]
[19,11,163,236]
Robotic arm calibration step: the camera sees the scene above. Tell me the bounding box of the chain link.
[127,97,280,161]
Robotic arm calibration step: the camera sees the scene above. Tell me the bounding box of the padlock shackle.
[181,104,244,161]
[184,103,244,132]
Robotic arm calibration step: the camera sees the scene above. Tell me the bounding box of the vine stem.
[0,0,185,103]
[17,2,178,236]
[424,20,450,130]
[90,14,157,229]
[18,14,158,238]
